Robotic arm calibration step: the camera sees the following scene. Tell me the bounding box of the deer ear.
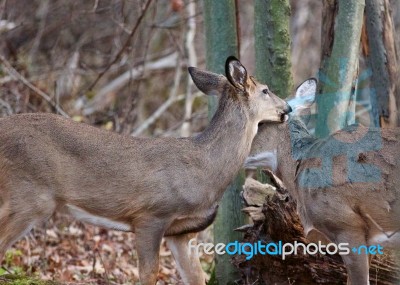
[225,56,248,91]
[286,78,317,117]
[295,78,317,99]
[188,67,227,96]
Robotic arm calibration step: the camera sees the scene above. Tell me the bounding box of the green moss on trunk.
[203,1,244,284]
[254,0,292,98]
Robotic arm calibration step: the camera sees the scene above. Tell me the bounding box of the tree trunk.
[203,0,239,119]
[203,1,244,283]
[316,0,365,137]
[254,0,292,97]
[364,0,399,128]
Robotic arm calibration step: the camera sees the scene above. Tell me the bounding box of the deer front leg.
[335,232,370,285]
[135,221,167,285]
[342,253,370,285]
[165,233,206,285]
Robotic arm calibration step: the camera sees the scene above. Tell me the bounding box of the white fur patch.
[244,151,277,171]
[368,232,400,248]
[66,204,131,231]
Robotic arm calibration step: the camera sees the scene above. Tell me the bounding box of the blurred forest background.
[0,0,325,136]
[1,0,400,284]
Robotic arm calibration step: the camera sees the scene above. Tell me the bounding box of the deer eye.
[262,89,269,95]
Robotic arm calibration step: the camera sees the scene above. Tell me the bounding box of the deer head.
[189,56,292,125]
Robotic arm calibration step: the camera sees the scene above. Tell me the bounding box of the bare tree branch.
[132,94,202,136]
[180,0,198,137]
[86,0,153,91]
[132,56,195,136]
[0,99,13,115]
[28,0,49,64]
[83,52,180,116]
[0,55,69,117]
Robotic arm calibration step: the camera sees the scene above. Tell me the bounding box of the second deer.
[248,79,400,284]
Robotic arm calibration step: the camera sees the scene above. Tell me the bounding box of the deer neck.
[194,95,257,190]
[276,118,315,197]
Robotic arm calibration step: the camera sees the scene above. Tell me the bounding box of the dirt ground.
[0,214,214,284]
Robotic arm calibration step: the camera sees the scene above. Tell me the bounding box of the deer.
[246,78,400,284]
[0,56,291,285]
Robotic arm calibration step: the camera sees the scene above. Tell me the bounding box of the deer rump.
[292,122,400,248]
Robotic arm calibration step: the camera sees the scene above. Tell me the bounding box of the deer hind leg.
[0,185,56,264]
[0,207,36,263]
[165,233,206,285]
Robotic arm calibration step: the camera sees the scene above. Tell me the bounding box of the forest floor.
[0,214,214,284]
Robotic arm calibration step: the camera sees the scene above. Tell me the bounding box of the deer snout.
[279,103,292,122]
[284,103,292,114]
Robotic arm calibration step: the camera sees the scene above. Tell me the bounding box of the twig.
[1,266,12,274]
[86,0,153,91]
[41,222,48,272]
[28,0,49,64]
[119,4,158,133]
[180,0,198,137]
[132,57,183,136]
[83,52,179,116]
[156,110,207,138]
[0,99,13,115]
[132,90,203,136]
[96,250,111,285]
[92,0,99,12]
[132,82,202,136]
[132,58,183,136]
[132,95,183,136]
[0,55,69,117]
[0,75,12,84]
[91,251,97,278]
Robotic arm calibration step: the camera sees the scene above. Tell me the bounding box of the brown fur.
[0,57,290,285]
[250,117,400,285]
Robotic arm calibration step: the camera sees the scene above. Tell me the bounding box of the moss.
[203,0,239,119]
[254,0,293,99]
[0,274,58,285]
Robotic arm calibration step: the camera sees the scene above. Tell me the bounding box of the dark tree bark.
[364,0,399,128]
[254,0,292,97]
[203,1,245,284]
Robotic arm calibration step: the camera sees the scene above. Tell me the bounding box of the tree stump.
[234,170,400,284]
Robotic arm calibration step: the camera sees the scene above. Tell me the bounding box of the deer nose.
[284,103,292,114]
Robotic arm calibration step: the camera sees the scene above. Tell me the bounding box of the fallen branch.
[0,55,69,117]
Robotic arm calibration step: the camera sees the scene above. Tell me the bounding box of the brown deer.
[0,56,291,285]
[247,79,400,284]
